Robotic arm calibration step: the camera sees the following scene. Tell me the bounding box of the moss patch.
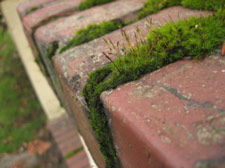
[64,147,84,159]
[78,0,114,11]
[47,41,59,60]
[182,0,225,11]
[25,6,41,16]
[139,0,225,18]
[61,0,225,54]
[83,10,225,168]
[59,20,127,53]
[139,0,181,18]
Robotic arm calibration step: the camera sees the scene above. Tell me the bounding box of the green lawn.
[0,26,46,153]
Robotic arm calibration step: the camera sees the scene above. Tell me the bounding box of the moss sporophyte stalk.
[59,20,128,53]
[59,0,225,55]
[83,10,225,168]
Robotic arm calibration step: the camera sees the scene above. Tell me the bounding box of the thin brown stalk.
[103,52,121,73]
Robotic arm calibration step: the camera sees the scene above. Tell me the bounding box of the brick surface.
[48,115,90,168]
[34,0,144,47]
[66,150,90,168]
[17,0,57,18]
[53,6,210,168]
[101,51,225,168]
[23,0,83,34]
[31,0,146,129]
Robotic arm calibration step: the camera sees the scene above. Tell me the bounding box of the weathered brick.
[61,141,82,156]
[53,6,210,167]
[55,129,79,144]
[17,0,57,19]
[66,150,89,168]
[100,51,225,168]
[48,115,89,167]
[23,0,83,34]
[34,0,144,49]
[60,137,81,152]
[32,0,146,131]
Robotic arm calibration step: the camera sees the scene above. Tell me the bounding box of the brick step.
[53,6,210,167]
[17,0,57,18]
[23,0,84,34]
[48,115,90,168]
[18,0,146,121]
[100,51,225,168]
[34,0,144,55]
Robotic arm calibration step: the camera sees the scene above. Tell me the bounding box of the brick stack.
[17,0,225,167]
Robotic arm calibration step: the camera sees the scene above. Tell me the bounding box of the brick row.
[53,6,210,167]
[101,51,225,168]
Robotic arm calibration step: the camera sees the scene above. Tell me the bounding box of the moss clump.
[47,41,59,60]
[139,0,181,18]
[59,20,125,53]
[61,0,225,54]
[25,6,40,16]
[182,0,225,11]
[78,0,114,11]
[83,11,225,168]
[139,0,225,18]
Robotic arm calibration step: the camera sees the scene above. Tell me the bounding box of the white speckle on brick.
[112,106,116,111]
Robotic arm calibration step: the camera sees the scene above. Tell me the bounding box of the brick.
[62,143,83,156]
[23,0,83,34]
[17,0,57,19]
[54,129,79,144]
[47,115,89,167]
[53,6,210,167]
[100,51,225,168]
[66,150,89,168]
[32,0,145,129]
[34,0,144,48]
[60,137,81,153]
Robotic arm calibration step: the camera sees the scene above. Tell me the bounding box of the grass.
[78,0,114,11]
[0,27,46,153]
[59,20,126,53]
[83,10,225,168]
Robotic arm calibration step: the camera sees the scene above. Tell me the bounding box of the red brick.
[53,6,211,168]
[48,116,77,138]
[53,70,107,167]
[54,129,79,144]
[17,0,57,19]
[100,51,225,168]
[60,137,81,151]
[23,0,83,34]
[66,150,89,168]
[62,144,83,156]
[34,0,144,47]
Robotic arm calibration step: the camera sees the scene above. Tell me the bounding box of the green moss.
[139,0,225,18]
[78,0,114,11]
[139,0,181,19]
[182,0,225,11]
[61,0,225,54]
[47,41,59,60]
[25,6,40,16]
[64,147,84,159]
[83,11,225,168]
[59,20,125,53]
